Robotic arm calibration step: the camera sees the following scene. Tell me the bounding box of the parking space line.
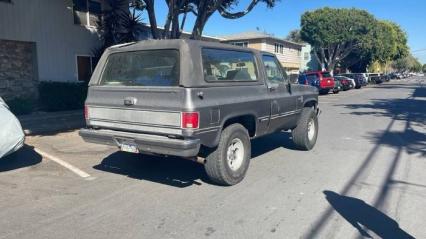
[34,148,95,180]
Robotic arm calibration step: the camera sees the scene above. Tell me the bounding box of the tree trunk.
[145,0,159,39]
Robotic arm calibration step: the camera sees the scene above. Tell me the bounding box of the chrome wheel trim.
[307,119,316,141]
[226,138,245,171]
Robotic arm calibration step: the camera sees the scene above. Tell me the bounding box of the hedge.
[6,98,34,115]
[38,82,87,112]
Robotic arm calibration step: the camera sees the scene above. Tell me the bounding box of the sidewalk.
[18,110,85,136]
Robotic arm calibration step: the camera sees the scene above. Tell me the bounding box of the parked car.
[334,76,352,91]
[0,97,25,158]
[368,73,383,84]
[298,71,335,94]
[333,79,341,94]
[79,40,320,186]
[338,73,364,88]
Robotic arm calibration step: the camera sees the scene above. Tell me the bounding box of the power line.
[412,48,426,53]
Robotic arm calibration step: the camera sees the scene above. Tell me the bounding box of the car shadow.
[251,131,299,158]
[94,132,298,188]
[323,191,414,239]
[93,152,207,188]
[0,145,42,172]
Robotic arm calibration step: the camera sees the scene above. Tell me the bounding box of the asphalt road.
[1,77,425,239]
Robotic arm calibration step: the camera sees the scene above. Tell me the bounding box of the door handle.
[124,97,137,106]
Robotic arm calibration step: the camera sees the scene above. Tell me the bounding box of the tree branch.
[218,0,259,19]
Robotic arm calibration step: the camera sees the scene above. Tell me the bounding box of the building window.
[76,56,94,82]
[304,52,309,60]
[73,0,102,27]
[274,43,284,54]
[231,42,248,48]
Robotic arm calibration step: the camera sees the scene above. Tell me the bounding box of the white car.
[0,97,25,158]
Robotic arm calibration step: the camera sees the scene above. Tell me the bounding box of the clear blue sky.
[142,0,426,63]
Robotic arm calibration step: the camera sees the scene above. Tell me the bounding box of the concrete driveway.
[0,77,425,239]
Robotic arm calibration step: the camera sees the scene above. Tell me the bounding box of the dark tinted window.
[321,72,332,78]
[202,49,258,81]
[306,74,319,81]
[100,50,179,86]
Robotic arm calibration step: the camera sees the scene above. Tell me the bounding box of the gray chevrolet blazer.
[80,39,319,185]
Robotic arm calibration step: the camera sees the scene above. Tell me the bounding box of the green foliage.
[301,8,375,47]
[423,64,426,73]
[392,54,422,72]
[96,0,145,50]
[300,7,409,72]
[301,8,376,71]
[285,29,304,43]
[6,98,34,115]
[367,21,408,63]
[38,82,88,112]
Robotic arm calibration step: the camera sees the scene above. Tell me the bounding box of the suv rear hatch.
[319,72,334,89]
[85,49,185,136]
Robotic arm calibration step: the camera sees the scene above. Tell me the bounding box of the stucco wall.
[0,0,102,82]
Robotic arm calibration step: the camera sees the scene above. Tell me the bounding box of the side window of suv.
[202,48,258,82]
[262,55,286,84]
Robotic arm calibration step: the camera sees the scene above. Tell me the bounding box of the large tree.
[423,64,426,73]
[300,8,377,72]
[140,0,278,40]
[340,20,408,73]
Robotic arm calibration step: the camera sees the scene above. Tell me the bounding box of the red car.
[300,71,335,94]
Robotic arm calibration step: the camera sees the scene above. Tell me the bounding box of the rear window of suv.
[321,72,332,78]
[202,48,258,82]
[100,50,179,86]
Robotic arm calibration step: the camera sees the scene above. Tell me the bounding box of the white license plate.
[120,143,139,153]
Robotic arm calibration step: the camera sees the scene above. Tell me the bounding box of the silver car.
[0,98,25,158]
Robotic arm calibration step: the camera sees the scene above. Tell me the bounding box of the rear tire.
[204,124,251,186]
[292,107,318,151]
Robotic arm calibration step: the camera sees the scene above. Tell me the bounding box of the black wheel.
[204,123,251,186]
[292,107,318,150]
[333,89,339,94]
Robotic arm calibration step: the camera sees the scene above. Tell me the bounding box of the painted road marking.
[34,148,95,180]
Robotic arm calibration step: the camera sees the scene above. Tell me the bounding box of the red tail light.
[181,112,199,129]
[84,104,89,120]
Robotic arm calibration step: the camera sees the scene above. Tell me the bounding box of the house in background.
[300,44,320,72]
[220,31,303,74]
[0,0,106,100]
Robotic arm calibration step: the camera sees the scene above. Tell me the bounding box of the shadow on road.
[0,145,42,172]
[305,81,424,238]
[93,152,206,188]
[93,132,298,187]
[343,86,426,156]
[324,191,414,239]
[251,131,299,158]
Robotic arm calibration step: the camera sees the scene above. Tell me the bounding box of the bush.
[6,98,34,115]
[39,82,87,112]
